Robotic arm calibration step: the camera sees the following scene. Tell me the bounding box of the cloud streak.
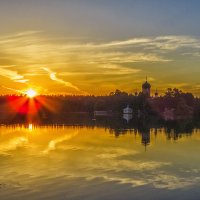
[0,31,200,95]
[61,35,200,51]
[0,66,29,83]
[42,67,80,91]
[1,85,24,94]
[86,52,171,64]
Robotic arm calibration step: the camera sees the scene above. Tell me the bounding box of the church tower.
[142,77,151,97]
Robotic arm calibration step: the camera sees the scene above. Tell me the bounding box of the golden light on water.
[28,124,33,130]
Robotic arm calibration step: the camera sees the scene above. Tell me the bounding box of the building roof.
[142,81,151,89]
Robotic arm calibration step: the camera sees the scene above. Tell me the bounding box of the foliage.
[0,88,200,121]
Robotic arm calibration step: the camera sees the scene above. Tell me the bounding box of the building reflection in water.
[0,114,196,152]
[140,127,150,151]
[123,114,133,123]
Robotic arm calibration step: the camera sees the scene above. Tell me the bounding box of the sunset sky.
[0,0,200,95]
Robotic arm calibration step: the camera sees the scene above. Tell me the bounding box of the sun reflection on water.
[28,124,33,131]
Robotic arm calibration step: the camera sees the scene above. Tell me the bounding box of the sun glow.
[28,124,33,130]
[26,89,37,98]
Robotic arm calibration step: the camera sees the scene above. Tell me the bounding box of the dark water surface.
[0,123,200,200]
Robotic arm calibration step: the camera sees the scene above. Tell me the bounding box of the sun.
[25,89,37,98]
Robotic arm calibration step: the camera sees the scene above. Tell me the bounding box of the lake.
[0,122,200,200]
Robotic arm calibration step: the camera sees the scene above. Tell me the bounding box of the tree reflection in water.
[1,114,198,150]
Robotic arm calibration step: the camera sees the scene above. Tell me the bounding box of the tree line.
[0,88,200,121]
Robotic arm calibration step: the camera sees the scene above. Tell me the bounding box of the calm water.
[0,124,200,200]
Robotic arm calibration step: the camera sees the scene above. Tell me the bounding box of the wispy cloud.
[153,35,200,50]
[88,38,152,48]
[1,85,23,94]
[86,52,171,64]
[99,64,141,75]
[42,67,80,91]
[182,52,200,57]
[61,35,200,51]
[0,30,43,45]
[0,31,200,94]
[59,64,141,76]
[0,66,29,83]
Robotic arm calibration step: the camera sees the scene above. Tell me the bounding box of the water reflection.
[0,117,198,149]
[123,114,133,123]
[0,122,200,200]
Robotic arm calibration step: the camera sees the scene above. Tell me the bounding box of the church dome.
[142,81,151,89]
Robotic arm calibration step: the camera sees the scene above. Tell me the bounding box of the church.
[142,77,151,97]
[141,77,158,97]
